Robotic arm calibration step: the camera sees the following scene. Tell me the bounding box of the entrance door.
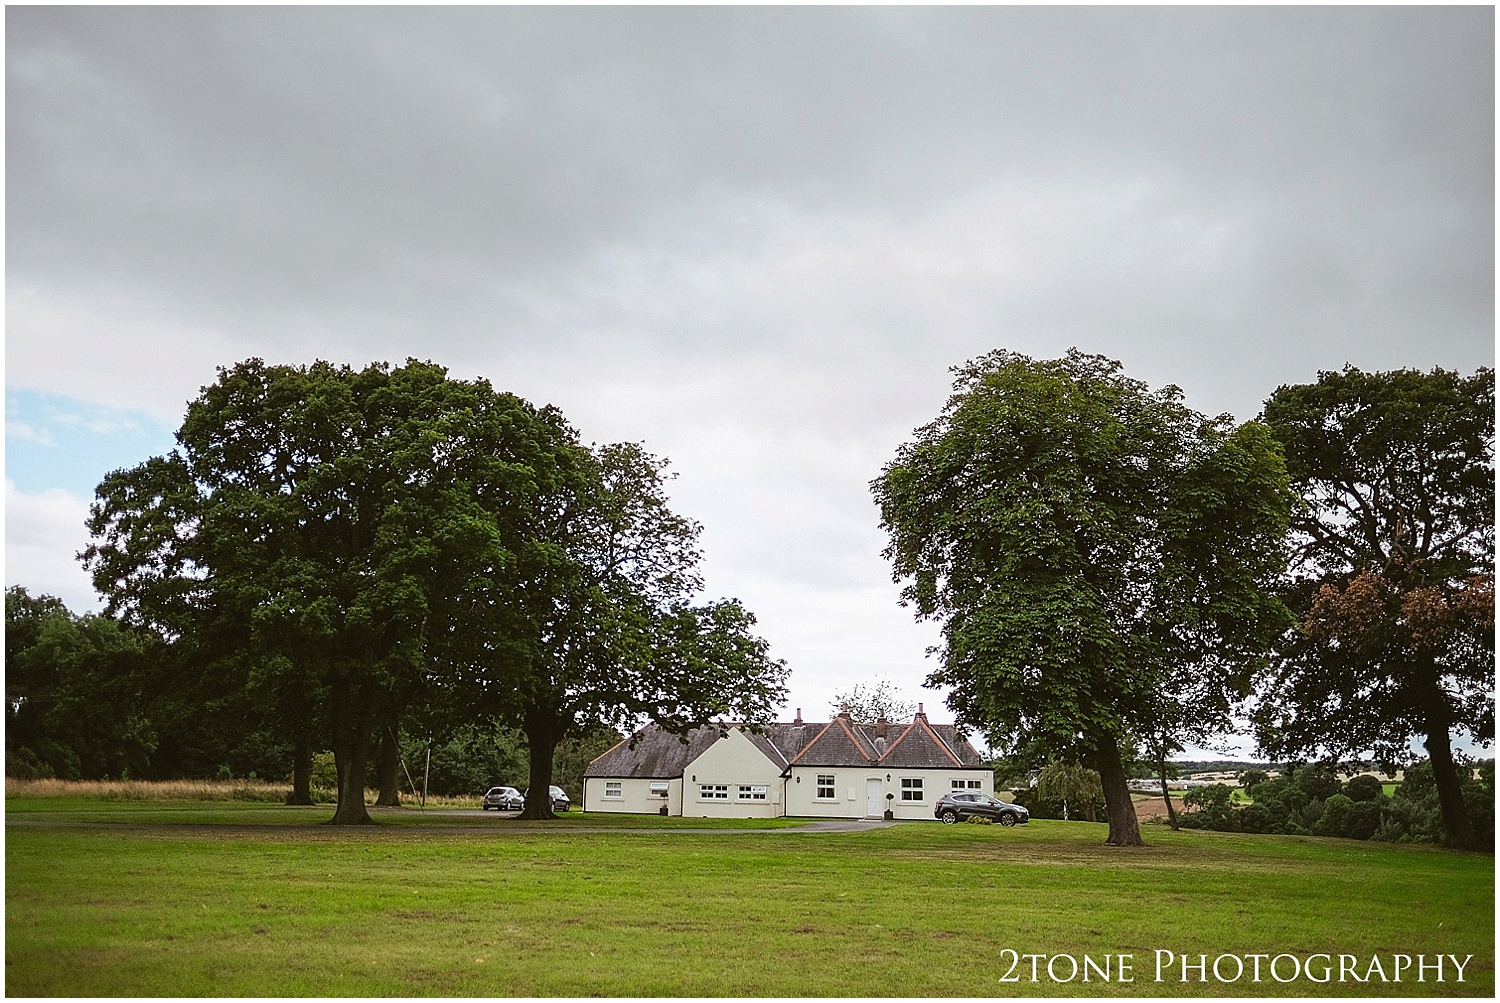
[866,778,884,818]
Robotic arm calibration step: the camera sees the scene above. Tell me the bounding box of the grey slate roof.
[585,712,987,778]
[585,726,727,779]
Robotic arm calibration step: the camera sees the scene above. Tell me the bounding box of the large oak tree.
[85,359,576,823]
[1254,365,1494,851]
[434,441,789,819]
[873,349,1293,846]
[87,358,787,823]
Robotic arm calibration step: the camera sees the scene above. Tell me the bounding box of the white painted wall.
[678,729,784,819]
[583,776,682,815]
[783,767,993,819]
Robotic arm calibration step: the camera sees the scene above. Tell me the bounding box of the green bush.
[1313,794,1355,837]
[1343,773,1384,802]
[309,752,338,791]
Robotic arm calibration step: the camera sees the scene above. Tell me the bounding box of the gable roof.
[585,726,729,779]
[585,710,988,778]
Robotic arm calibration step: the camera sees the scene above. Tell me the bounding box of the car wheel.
[940,809,960,824]
[998,813,1018,826]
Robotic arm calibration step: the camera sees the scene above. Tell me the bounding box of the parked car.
[482,786,524,811]
[525,785,571,812]
[934,791,1029,826]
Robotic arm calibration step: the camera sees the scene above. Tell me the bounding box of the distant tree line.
[1176,762,1495,849]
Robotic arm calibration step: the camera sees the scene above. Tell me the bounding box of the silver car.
[482,786,524,811]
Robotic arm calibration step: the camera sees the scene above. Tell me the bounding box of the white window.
[901,778,924,802]
[700,784,729,800]
[604,781,622,799]
[649,782,669,799]
[816,775,836,799]
[952,779,982,790]
[737,785,768,801]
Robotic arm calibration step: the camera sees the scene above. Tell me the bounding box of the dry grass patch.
[5,777,484,808]
[6,777,290,802]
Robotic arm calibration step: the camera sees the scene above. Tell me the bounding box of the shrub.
[1293,764,1341,802]
[1180,784,1236,829]
[1313,794,1356,837]
[1343,774,1383,802]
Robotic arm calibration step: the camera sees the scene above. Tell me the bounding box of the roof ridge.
[923,721,966,767]
[877,716,964,768]
[917,717,964,767]
[785,719,840,766]
[874,719,918,763]
[837,717,878,761]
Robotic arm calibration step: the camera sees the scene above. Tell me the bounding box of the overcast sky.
[6,7,1494,749]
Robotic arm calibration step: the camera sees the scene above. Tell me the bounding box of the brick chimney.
[874,716,889,739]
[792,707,803,725]
[915,702,928,722]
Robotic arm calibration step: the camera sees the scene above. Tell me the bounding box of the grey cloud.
[8,6,1491,375]
[7,7,1493,719]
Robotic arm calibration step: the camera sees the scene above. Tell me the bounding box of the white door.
[866,778,884,817]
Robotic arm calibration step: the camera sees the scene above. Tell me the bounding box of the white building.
[582,705,993,820]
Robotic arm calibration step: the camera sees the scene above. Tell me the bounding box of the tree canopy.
[85,359,600,822]
[441,440,789,818]
[872,349,1293,846]
[1254,365,1494,851]
[84,357,787,822]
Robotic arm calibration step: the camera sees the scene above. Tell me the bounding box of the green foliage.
[1343,773,1383,803]
[872,348,1294,844]
[1237,768,1270,790]
[83,359,587,821]
[81,359,786,824]
[1183,784,1234,816]
[1292,763,1341,802]
[308,752,338,791]
[1256,365,1495,850]
[1035,761,1105,821]
[432,436,789,819]
[5,586,289,782]
[1177,758,1494,849]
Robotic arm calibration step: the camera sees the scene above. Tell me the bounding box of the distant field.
[6,795,1493,997]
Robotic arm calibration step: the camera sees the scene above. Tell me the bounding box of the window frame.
[900,777,925,802]
[737,784,768,802]
[814,774,837,800]
[699,784,729,801]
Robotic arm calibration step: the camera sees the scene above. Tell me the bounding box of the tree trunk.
[374,727,402,807]
[286,727,313,806]
[518,715,562,820]
[1157,753,1179,830]
[328,689,377,825]
[1425,715,1479,852]
[1094,735,1144,847]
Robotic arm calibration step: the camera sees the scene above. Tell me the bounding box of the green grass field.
[6,796,1493,997]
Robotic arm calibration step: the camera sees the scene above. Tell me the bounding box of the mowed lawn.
[6,799,1493,997]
